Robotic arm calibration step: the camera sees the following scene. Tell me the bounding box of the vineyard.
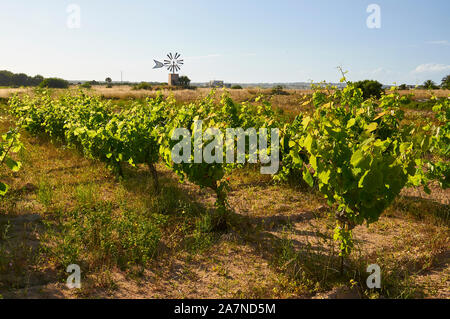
[0,82,448,298]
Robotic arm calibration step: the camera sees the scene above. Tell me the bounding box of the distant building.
[208,80,230,88]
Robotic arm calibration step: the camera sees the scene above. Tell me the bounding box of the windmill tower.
[153,52,184,86]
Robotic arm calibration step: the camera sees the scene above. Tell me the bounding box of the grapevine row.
[7,85,448,260]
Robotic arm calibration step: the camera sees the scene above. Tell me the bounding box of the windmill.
[153,52,184,86]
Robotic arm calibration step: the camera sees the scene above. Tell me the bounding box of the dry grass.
[0,88,31,99]
[399,89,450,100]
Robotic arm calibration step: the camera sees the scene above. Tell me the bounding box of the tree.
[441,75,450,89]
[0,70,14,86]
[178,76,191,88]
[39,78,69,89]
[32,75,44,86]
[399,84,408,90]
[13,73,29,86]
[105,77,112,88]
[0,70,44,87]
[352,80,383,99]
[423,80,438,90]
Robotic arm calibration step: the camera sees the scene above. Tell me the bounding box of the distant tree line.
[0,70,44,87]
[348,76,450,100]
[0,70,69,88]
[399,75,450,90]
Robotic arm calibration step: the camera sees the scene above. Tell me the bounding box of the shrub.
[271,85,288,95]
[80,82,92,89]
[231,85,243,89]
[352,80,383,99]
[39,78,69,89]
[132,82,152,90]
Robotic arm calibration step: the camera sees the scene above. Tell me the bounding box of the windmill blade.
[153,60,164,69]
[156,53,184,74]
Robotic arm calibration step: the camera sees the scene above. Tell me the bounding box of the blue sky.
[0,0,449,84]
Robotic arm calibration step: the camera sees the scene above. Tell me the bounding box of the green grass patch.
[44,203,166,273]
